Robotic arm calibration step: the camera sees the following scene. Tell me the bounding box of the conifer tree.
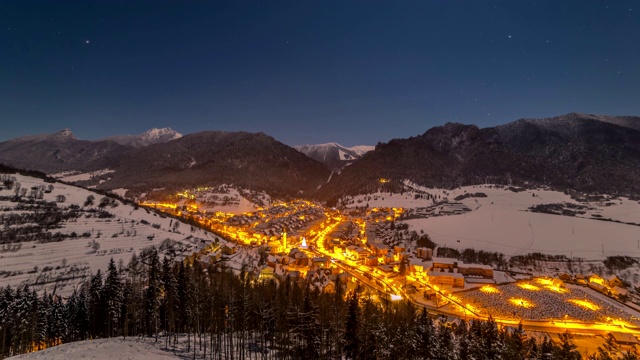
[344,291,359,360]
[553,331,582,360]
[104,258,123,337]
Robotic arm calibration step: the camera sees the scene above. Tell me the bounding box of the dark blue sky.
[1,1,638,146]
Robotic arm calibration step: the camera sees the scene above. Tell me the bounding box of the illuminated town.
[141,189,640,346]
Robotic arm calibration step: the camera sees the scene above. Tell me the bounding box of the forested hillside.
[0,252,629,360]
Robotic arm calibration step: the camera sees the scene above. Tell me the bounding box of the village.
[140,194,640,350]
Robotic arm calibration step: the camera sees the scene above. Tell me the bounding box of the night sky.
[1,1,638,146]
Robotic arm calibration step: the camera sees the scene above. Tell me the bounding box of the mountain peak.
[54,129,77,140]
[141,127,182,140]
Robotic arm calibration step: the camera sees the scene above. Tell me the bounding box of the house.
[345,245,359,259]
[378,265,397,278]
[383,253,395,264]
[293,251,309,267]
[609,332,639,346]
[260,266,275,280]
[423,289,436,300]
[558,273,572,282]
[416,247,433,260]
[333,244,345,256]
[207,251,222,263]
[551,278,565,288]
[222,243,237,255]
[393,245,406,254]
[458,263,494,278]
[311,257,330,268]
[611,286,629,299]
[608,275,624,288]
[365,255,379,267]
[432,257,457,271]
[588,282,607,294]
[338,272,353,284]
[346,246,369,260]
[427,271,465,287]
[588,273,605,286]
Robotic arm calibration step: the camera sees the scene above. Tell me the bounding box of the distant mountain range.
[0,129,130,174]
[0,128,330,198]
[100,131,329,198]
[294,143,374,171]
[1,113,639,201]
[317,113,640,203]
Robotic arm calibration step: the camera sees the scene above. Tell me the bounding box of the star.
[508,35,512,39]
[85,40,90,44]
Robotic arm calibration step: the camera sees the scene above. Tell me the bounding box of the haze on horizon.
[1,1,639,146]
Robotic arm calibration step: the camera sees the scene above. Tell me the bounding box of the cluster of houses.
[415,257,494,288]
[556,272,630,300]
[409,202,471,218]
[225,202,323,240]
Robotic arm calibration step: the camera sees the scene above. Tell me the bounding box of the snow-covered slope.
[0,173,222,296]
[343,184,640,259]
[7,338,182,360]
[103,127,182,147]
[294,142,374,171]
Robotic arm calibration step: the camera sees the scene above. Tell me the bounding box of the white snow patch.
[7,337,182,360]
[58,169,114,182]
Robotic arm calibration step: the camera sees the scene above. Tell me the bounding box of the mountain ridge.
[104,127,183,147]
[1,113,639,202]
[317,113,640,203]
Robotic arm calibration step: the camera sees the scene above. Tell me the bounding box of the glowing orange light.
[517,283,540,291]
[479,285,500,294]
[508,298,535,308]
[567,299,600,311]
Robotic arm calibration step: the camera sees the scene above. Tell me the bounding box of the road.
[305,214,640,338]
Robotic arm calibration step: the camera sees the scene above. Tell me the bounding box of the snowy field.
[7,337,182,360]
[358,184,640,259]
[459,280,640,323]
[0,174,222,296]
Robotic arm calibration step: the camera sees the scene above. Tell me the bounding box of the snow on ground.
[167,186,270,215]
[8,337,182,360]
[0,174,220,296]
[347,145,375,156]
[400,185,640,259]
[344,191,437,209]
[110,188,129,198]
[56,169,114,182]
[459,282,640,323]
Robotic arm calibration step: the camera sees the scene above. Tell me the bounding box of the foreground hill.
[0,168,220,296]
[318,113,640,203]
[294,142,374,171]
[7,338,181,360]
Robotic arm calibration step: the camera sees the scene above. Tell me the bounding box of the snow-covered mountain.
[0,129,129,174]
[294,142,374,171]
[104,127,182,147]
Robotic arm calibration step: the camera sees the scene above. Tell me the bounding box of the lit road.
[145,199,640,338]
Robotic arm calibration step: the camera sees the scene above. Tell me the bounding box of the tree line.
[0,250,637,359]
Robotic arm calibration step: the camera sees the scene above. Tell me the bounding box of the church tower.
[281,227,287,251]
